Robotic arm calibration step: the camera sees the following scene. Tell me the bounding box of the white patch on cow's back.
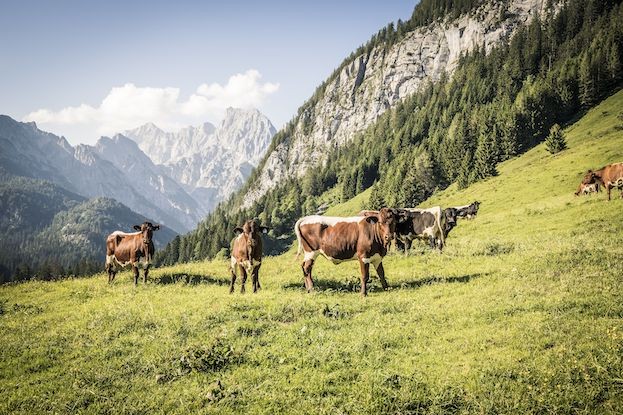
[110,230,141,237]
[299,215,364,227]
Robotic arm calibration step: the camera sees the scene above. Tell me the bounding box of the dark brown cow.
[229,219,268,294]
[576,163,623,200]
[295,207,402,296]
[105,222,160,285]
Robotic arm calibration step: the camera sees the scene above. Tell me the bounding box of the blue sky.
[0,0,416,144]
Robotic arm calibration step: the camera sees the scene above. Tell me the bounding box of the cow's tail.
[294,218,304,259]
[435,207,445,250]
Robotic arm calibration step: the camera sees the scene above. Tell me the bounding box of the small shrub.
[477,242,515,256]
[545,124,567,154]
[157,338,242,383]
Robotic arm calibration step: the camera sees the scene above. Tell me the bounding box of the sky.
[0,0,416,145]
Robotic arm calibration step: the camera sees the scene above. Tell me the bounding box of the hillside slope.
[0,174,176,282]
[1,91,622,413]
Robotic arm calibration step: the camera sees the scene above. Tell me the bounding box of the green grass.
[2,91,623,414]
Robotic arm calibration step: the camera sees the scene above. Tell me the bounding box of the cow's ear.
[260,226,269,234]
[133,225,141,231]
[365,215,379,224]
[233,227,243,235]
[153,224,160,231]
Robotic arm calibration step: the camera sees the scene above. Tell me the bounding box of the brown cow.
[229,219,268,294]
[294,207,403,296]
[105,222,160,285]
[576,163,623,200]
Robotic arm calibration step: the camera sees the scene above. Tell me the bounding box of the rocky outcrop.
[242,0,556,207]
[126,108,275,211]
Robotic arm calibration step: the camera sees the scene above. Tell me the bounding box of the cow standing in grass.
[392,207,447,253]
[295,208,403,296]
[105,222,160,285]
[576,163,623,200]
[454,201,481,219]
[230,219,268,294]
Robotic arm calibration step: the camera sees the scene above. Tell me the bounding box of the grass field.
[1,91,623,414]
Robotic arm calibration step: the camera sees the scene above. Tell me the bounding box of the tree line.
[156,0,623,265]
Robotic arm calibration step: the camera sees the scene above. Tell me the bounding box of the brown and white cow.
[229,219,268,294]
[295,208,402,296]
[576,163,623,200]
[576,182,599,196]
[105,222,160,285]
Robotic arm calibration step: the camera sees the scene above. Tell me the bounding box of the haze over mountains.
[0,108,275,279]
[125,108,276,211]
[0,108,275,234]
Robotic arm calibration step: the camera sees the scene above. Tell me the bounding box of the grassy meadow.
[1,91,623,414]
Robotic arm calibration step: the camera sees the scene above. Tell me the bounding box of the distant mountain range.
[0,108,275,233]
[0,108,275,279]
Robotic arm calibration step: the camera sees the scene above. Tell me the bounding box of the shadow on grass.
[282,273,484,293]
[152,273,229,286]
[282,278,359,293]
[391,273,485,290]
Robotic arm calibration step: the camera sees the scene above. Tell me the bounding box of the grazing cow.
[576,163,623,200]
[454,201,481,219]
[392,207,446,254]
[295,208,403,296]
[105,222,160,285]
[229,219,268,294]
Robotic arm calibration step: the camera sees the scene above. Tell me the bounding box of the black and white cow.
[454,201,480,220]
[393,207,446,253]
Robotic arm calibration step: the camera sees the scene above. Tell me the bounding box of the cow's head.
[575,170,600,196]
[133,222,160,245]
[443,208,458,232]
[234,219,268,256]
[365,207,404,247]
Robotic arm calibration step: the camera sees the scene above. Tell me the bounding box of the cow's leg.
[229,261,237,294]
[374,261,389,290]
[252,266,261,293]
[240,265,248,294]
[132,264,139,286]
[607,184,612,200]
[358,258,370,296]
[428,236,435,249]
[404,239,412,255]
[302,259,315,292]
[143,266,149,284]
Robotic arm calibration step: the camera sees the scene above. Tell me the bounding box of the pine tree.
[579,52,597,108]
[472,129,498,180]
[367,183,385,210]
[545,123,567,154]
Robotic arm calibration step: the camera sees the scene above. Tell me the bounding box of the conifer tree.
[545,123,567,154]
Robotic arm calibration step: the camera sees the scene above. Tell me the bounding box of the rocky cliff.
[126,108,275,211]
[242,0,555,207]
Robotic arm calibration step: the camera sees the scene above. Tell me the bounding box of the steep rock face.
[242,0,554,207]
[126,108,275,211]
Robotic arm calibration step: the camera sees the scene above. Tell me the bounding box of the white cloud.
[23,69,279,143]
